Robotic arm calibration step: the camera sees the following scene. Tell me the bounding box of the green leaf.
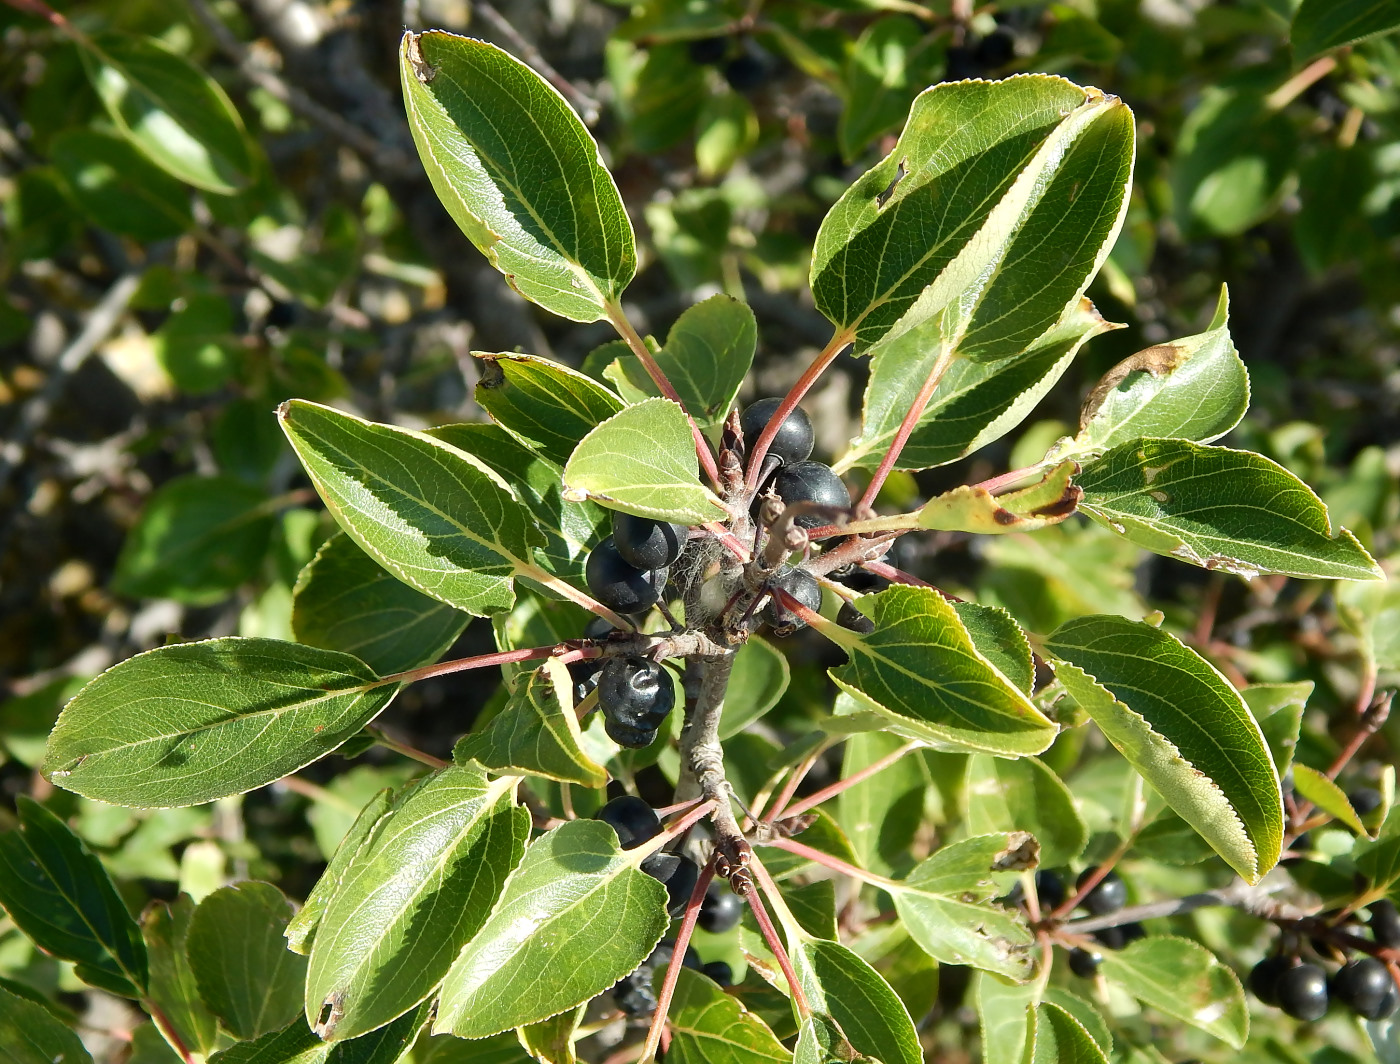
[1040,990,1112,1056]
[1291,764,1368,836]
[1097,936,1248,1048]
[279,399,545,617]
[1244,682,1311,777]
[824,586,1058,755]
[811,75,1134,357]
[0,797,148,998]
[435,819,669,1037]
[400,31,635,321]
[144,895,219,1058]
[664,968,790,1064]
[696,91,758,180]
[306,767,528,1041]
[519,1004,583,1064]
[0,983,93,1064]
[839,16,925,163]
[292,533,470,677]
[474,354,625,467]
[153,293,241,394]
[966,755,1087,868]
[113,474,275,605]
[45,638,399,807]
[719,636,791,740]
[51,127,191,240]
[1025,1003,1109,1064]
[1293,0,1400,58]
[1075,438,1383,581]
[976,971,1035,1064]
[1044,615,1283,882]
[454,659,608,787]
[81,33,256,194]
[562,397,726,523]
[835,298,1116,474]
[209,1002,431,1064]
[837,731,928,875]
[792,938,922,1064]
[1067,286,1249,457]
[954,602,1035,694]
[187,882,308,1040]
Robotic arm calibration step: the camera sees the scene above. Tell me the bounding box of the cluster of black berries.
[1248,901,1400,1021]
[686,35,777,92]
[1048,868,1146,978]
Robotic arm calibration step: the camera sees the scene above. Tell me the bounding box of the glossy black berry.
[1249,956,1292,1006]
[703,960,734,987]
[599,656,675,724]
[740,398,814,467]
[1077,868,1127,916]
[612,973,657,1017]
[586,536,667,615]
[723,51,769,92]
[648,939,702,972]
[770,461,850,529]
[1068,947,1102,978]
[687,35,729,64]
[613,512,689,570]
[1349,787,1383,816]
[836,600,875,634]
[1370,981,1400,1020]
[764,567,822,634]
[641,852,701,916]
[1332,957,1394,1018]
[1036,870,1066,911]
[698,882,745,933]
[605,718,659,749]
[1276,962,1329,1021]
[594,795,661,850]
[1093,923,1143,951]
[1371,900,1400,948]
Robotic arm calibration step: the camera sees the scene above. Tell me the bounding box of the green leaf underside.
[1075,438,1382,581]
[0,983,93,1064]
[455,659,608,787]
[562,397,726,523]
[1291,763,1368,835]
[187,882,307,1040]
[82,33,255,194]
[838,298,1113,473]
[208,1002,430,1064]
[811,75,1133,357]
[292,533,469,677]
[1098,936,1248,1047]
[306,767,527,1041]
[794,939,923,1064]
[666,968,790,1064]
[45,638,398,808]
[1292,0,1400,59]
[966,755,1087,868]
[829,586,1057,756]
[1044,615,1282,882]
[144,895,219,1057]
[0,797,147,998]
[400,31,635,321]
[435,819,669,1037]
[473,353,625,468]
[1026,1003,1109,1064]
[279,399,542,617]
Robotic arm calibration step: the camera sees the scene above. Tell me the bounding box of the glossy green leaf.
[455,659,607,787]
[812,75,1133,357]
[280,399,545,617]
[562,397,726,523]
[1045,615,1282,882]
[51,127,191,240]
[719,636,791,739]
[144,895,219,1057]
[1293,0,1400,58]
[474,354,625,467]
[113,474,275,605]
[286,789,394,956]
[0,982,93,1064]
[400,31,635,321]
[45,638,399,807]
[0,796,147,998]
[839,16,924,163]
[1025,1003,1108,1064]
[292,533,469,677]
[661,968,790,1064]
[209,1002,430,1064]
[954,602,1035,694]
[837,731,928,875]
[1098,936,1248,1047]
[435,819,669,1037]
[1067,286,1248,457]
[81,33,256,194]
[793,938,922,1064]
[188,882,307,1040]
[306,767,528,1041]
[1076,438,1383,581]
[966,755,1087,868]
[1291,763,1368,836]
[823,586,1057,755]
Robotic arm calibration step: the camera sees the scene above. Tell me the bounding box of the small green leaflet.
[823,586,1058,756]
[1098,936,1248,1047]
[434,819,669,1037]
[474,353,625,467]
[1292,0,1400,59]
[665,968,790,1064]
[562,397,726,523]
[965,756,1088,868]
[1076,438,1383,581]
[1291,763,1369,836]
[0,983,93,1064]
[811,76,1133,357]
[1045,615,1282,882]
[280,399,545,617]
[455,659,607,787]
[45,638,399,808]
[400,32,636,322]
[1024,1003,1109,1064]
[143,895,219,1058]
[305,768,528,1041]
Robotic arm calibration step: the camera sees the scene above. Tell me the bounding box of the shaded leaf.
[976,970,1035,1064]
[954,602,1035,695]
[966,755,1087,868]
[519,1004,583,1064]
[666,967,790,1064]
[1292,0,1400,59]
[208,1001,430,1064]
[153,293,240,394]
[473,354,624,467]
[837,730,928,875]
[144,895,219,1057]
[51,127,191,240]
[1244,682,1311,777]
[1098,936,1248,1048]
[719,636,791,740]
[696,91,759,178]
[839,16,925,163]
[0,982,94,1064]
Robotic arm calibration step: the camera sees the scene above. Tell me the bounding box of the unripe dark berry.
[612,512,688,571]
[702,960,734,987]
[740,398,814,467]
[770,461,850,529]
[1276,962,1329,1021]
[697,882,745,933]
[1036,870,1066,911]
[687,35,729,65]
[1076,868,1127,916]
[641,853,701,916]
[594,795,661,850]
[836,600,875,634]
[1349,786,1383,816]
[1068,947,1102,978]
[586,536,667,615]
[1249,955,1292,1006]
[764,567,822,634]
[1331,957,1395,1018]
[1371,900,1400,948]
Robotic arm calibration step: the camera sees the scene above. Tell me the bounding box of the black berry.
[740,398,814,467]
[641,852,701,916]
[1332,957,1394,1018]
[770,461,850,529]
[972,29,1015,68]
[1276,962,1329,1021]
[1068,947,1102,978]
[1349,787,1383,816]
[1371,900,1400,949]
[612,971,657,1016]
[612,512,688,571]
[1077,868,1127,916]
[1249,955,1292,1006]
[836,600,875,634]
[594,795,661,850]
[1093,923,1143,951]
[648,939,701,972]
[702,960,733,987]
[584,615,617,640]
[723,49,770,92]
[599,655,676,750]
[764,567,822,634]
[687,35,729,65]
[1036,870,1066,911]
[697,882,745,933]
[586,536,667,615]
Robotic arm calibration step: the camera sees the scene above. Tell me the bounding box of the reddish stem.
[745,329,854,491]
[639,856,717,1063]
[775,741,920,820]
[2,0,71,29]
[764,836,892,887]
[377,644,576,687]
[762,747,824,825]
[745,855,813,1017]
[856,347,955,512]
[971,463,1048,496]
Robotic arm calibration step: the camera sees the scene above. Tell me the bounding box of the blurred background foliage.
[0,0,1398,1059]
